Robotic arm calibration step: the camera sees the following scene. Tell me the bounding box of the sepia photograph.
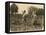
[9,2,45,32]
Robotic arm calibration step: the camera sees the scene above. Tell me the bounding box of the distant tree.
[10,3,18,13]
[28,6,38,14]
[36,8,44,15]
[28,6,44,15]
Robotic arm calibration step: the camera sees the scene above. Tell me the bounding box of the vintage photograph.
[10,3,45,32]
